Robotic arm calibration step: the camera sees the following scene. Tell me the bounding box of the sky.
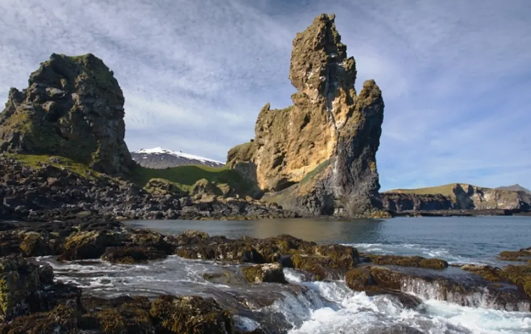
[0,0,530,191]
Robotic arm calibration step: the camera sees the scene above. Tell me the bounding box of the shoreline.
[1,215,530,332]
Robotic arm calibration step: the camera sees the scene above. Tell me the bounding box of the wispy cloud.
[1,0,530,190]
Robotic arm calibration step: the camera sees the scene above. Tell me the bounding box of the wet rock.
[291,254,332,281]
[150,295,234,334]
[0,304,80,334]
[59,229,124,261]
[242,263,286,283]
[75,296,153,333]
[499,246,531,261]
[101,246,167,264]
[175,232,359,280]
[0,255,80,321]
[366,254,448,269]
[346,265,531,312]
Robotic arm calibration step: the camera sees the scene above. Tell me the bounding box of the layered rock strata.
[382,183,531,213]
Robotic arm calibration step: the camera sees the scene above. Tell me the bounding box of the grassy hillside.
[383,183,466,197]
[7,154,254,196]
[130,165,254,195]
[7,153,102,179]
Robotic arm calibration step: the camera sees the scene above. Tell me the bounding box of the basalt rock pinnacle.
[0,53,134,174]
[227,14,387,217]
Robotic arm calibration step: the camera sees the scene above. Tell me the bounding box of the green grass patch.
[300,159,331,185]
[383,183,470,198]
[8,153,102,179]
[130,165,254,195]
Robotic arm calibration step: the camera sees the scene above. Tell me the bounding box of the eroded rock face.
[227,14,386,217]
[382,184,531,213]
[0,53,134,174]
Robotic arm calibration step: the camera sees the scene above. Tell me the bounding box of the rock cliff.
[382,183,531,213]
[0,53,134,175]
[227,14,386,217]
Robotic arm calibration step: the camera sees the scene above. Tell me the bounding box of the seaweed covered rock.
[0,255,80,321]
[59,229,125,261]
[150,295,234,334]
[0,304,80,334]
[175,232,360,280]
[0,53,135,174]
[462,263,531,300]
[499,246,531,262]
[346,265,531,311]
[79,296,154,334]
[367,254,448,269]
[226,14,387,217]
[101,246,167,264]
[242,263,286,283]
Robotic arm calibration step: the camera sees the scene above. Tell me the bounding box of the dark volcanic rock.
[226,14,388,218]
[242,263,287,283]
[346,265,530,312]
[0,53,135,175]
[381,192,455,212]
[101,246,167,264]
[0,155,294,221]
[0,255,81,322]
[382,183,531,214]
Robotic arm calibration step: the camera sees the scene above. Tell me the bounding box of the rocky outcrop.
[0,155,294,221]
[382,183,531,213]
[227,14,386,218]
[381,193,454,212]
[241,263,286,283]
[345,265,530,311]
[0,53,134,175]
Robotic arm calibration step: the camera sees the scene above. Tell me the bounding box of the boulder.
[367,254,448,269]
[144,178,186,197]
[149,295,234,334]
[0,255,80,321]
[242,263,286,283]
[101,246,167,264]
[192,178,223,197]
[59,229,124,261]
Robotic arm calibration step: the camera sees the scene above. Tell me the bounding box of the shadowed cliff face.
[227,14,386,218]
[0,53,134,175]
[382,183,531,212]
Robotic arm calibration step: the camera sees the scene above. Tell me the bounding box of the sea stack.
[227,14,386,217]
[0,53,134,174]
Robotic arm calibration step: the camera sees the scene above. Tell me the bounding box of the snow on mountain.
[131,147,224,169]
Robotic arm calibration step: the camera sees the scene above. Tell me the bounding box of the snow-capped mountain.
[131,147,224,169]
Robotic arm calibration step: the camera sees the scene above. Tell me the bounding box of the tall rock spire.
[228,13,387,217]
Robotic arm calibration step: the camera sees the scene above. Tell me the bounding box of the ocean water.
[39,216,531,333]
[126,216,531,266]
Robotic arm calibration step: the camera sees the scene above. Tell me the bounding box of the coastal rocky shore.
[0,154,295,222]
[0,216,530,333]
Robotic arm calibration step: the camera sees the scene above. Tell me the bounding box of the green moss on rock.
[367,254,448,269]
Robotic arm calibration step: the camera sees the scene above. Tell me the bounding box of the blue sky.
[0,0,530,191]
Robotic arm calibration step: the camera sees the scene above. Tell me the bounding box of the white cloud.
[0,0,530,191]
